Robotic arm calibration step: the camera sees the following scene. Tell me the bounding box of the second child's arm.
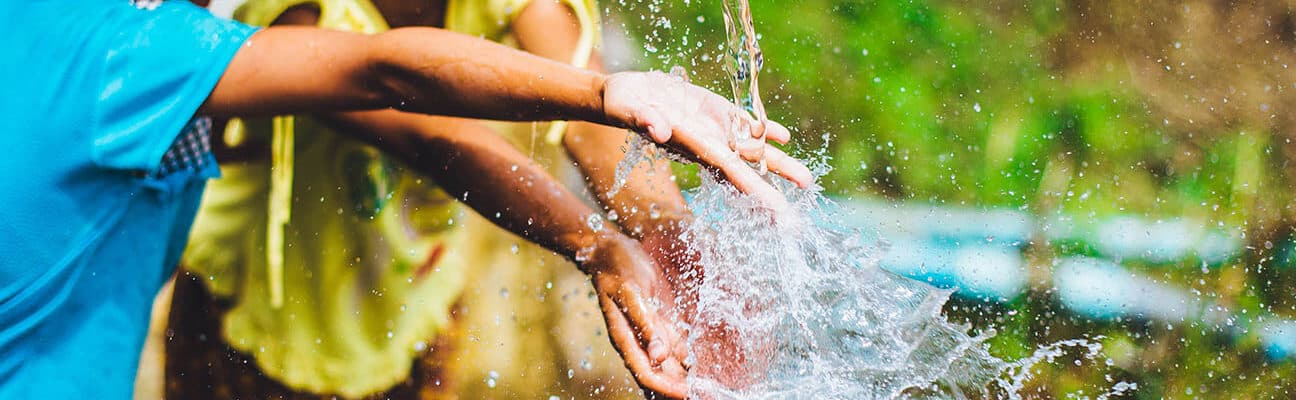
[320,110,689,398]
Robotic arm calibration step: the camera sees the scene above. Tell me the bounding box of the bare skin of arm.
[322,111,690,398]
[254,7,688,397]
[202,25,813,209]
[200,17,815,397]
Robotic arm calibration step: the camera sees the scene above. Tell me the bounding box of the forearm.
[205,27,614,127]
[322,111,606,263]
[205,24,811,212]
[370,28,610,125]
[564,122,691,238]
[422,124,600,261]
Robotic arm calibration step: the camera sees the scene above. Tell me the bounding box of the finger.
[674,329,692,369]
[696,95,742,151]
[709,153,790,211]
[615,284,673,365]
[638,106,673,143]
[763,145,815,188]
[743,113,767,142]
[659,359,688,382]
[601,294,689,399]
[734,135,766,162]
[648,335,671,362]
[763,119,792,144]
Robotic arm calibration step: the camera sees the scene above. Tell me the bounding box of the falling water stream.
[611,2,1139,399]
[719,0,769,173]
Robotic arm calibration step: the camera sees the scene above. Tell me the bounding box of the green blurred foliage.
[612,0,1296,398]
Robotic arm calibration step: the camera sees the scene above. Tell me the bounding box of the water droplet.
[586,214,605,232]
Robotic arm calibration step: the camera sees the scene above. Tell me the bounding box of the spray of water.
[616,151,1136,399]
[605,1,1137,397]
[604,89,1136,399]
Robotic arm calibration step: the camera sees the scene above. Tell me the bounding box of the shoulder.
[89,1,260,172]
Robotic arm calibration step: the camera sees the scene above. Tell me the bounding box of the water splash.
[608,126,659,198]
[606,1,1135,397]
[669,174,1134,399]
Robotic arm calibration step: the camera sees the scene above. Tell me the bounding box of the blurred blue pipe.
[833,198,1242,265]
[825,198,1288,360]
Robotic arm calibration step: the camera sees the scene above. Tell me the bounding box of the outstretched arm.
[202,25,812,208]
[204,27,605,124]
[321,110,689,398]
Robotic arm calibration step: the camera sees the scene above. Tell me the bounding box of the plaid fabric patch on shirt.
[152,116,214,179]
[131,0,162,10]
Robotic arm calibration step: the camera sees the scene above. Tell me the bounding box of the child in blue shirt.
[0,1,811,398]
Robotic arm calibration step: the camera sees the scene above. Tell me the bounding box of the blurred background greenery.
[610,0,1296,398]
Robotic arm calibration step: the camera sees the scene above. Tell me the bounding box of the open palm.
[602,71,813,211]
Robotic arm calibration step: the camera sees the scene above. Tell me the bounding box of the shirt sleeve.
[91,1,258,172]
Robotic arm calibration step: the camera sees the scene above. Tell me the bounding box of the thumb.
[637,107,673,143]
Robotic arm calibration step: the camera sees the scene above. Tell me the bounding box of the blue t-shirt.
[0,1,256,398]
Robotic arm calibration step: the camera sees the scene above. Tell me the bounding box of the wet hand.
[601,71,814,211]
[640,218,768,394]
[580,231,691,399]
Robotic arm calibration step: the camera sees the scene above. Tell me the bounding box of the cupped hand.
[601,71,814,211]
[640,218,769,396]
[580,231,692,399]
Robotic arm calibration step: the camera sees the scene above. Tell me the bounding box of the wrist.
[591,72,610,123]
[595,71,640,130]
[569,227,631,275]
[574,70,610,126]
